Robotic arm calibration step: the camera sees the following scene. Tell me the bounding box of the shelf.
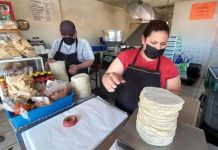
[0,56,44,76]
[0,56,43,63]
[0,29,19,34]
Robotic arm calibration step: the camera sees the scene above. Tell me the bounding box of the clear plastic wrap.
[1,98,29,119]
[45,80,71,101]
[5,73,37,102]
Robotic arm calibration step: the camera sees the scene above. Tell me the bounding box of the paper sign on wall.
[189,1,217,20]
[31,0,52,21]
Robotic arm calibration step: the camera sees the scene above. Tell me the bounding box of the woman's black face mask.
[63,37,75,45]
[144,44,165,59]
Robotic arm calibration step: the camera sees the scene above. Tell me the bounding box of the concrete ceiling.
[96,0,127,9]
[96,0,190,9]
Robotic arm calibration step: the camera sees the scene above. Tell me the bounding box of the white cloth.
[21,96,127,150]
[48,38,95,62]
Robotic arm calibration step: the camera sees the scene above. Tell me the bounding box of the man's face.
[61,32,77,45]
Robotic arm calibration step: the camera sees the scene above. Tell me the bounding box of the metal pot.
[103,30,123,42]
[103,30,124,49]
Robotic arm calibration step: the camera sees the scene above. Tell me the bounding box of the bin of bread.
[0,68,73,119]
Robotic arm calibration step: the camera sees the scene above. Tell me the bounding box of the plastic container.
[201,91,218,130]
[5,93,74,130]
[200,90,218,145]
[204,67,218,92]
[187,63,201,78]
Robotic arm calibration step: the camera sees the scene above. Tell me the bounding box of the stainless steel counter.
[116,110,208,150]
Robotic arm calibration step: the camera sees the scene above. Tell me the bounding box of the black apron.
[53,39,88,78]
[116,49,161,114]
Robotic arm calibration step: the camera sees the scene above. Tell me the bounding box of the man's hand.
[102,72,126,92]
[45,58,56,70]
[68,64,79,75]
[47,58,56,63]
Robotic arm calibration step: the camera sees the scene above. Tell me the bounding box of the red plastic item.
[63,115,77,127]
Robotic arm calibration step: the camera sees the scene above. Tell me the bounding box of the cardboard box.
[6,93,74,130]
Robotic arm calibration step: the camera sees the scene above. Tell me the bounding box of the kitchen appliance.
[103,30,123,51]
[124,0,155,48]
[102,51,120,70]
[127,2,155,21]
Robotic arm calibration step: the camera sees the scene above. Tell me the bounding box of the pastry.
[6,73,37,101]
[12,35,36,57]
[0,43,21,59]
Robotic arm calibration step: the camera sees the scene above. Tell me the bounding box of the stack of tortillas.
[71,73,91,98]
[49,61,69,82]
[136,87,184,146]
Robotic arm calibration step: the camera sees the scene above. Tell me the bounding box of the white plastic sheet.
[21,96,128,150]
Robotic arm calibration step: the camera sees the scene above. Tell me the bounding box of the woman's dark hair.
[143,20,169,39]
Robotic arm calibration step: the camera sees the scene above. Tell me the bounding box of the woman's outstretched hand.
[102,72,126,92]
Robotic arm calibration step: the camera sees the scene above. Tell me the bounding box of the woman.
[102,20,181,114]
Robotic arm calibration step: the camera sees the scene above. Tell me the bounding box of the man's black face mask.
[63,37,75,45]
[144,44,165,59]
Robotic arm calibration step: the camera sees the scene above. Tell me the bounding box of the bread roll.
[12,36,36,57]
[6,73,37,101]
[0,43,21,59]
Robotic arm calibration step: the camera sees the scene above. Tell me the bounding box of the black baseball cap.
[60,20,76,35]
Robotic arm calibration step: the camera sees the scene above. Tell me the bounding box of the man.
[48,20,94,77]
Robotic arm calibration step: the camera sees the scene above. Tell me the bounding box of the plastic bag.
[45,80,71,101]
[31,96,51,107]
[5,73,37,102]
[0,98,30,120]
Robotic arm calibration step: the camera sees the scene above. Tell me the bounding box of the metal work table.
[97,110,208,150]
